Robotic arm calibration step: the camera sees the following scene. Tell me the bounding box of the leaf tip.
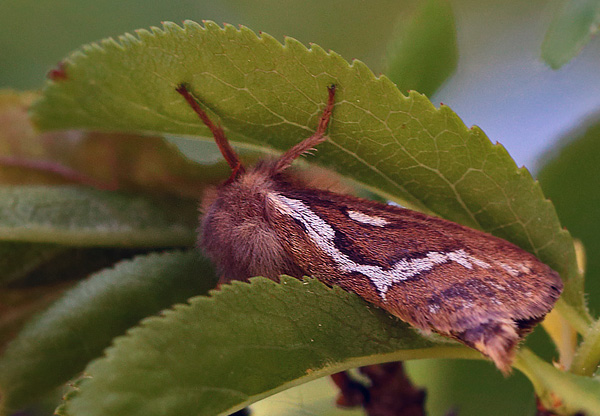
[119,31,144,47]
[349,58,376,82]
[181,19,201,31]
[154,21,181,36]
[226,22,264,47]
[99,36,125,53]
[221,22,237,30]
[283,36,307,53]
[202,20,222,32]
[47,61,69,82]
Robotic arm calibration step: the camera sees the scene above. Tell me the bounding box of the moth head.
[177,83,337,282]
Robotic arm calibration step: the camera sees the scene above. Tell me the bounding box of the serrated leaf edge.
[60,276,479,416]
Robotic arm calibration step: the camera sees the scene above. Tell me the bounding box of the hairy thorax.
[200,161,349,282]
[200,167,293,281]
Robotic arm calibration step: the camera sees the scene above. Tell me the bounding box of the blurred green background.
[2,0,600,415]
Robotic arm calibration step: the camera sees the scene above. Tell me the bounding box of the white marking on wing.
[347,210,389,227]
[429,304,441,314]
[497,261,530,277]
[498,262,520,277]
[270,194,491,298]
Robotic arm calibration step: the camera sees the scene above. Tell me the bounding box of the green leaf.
[57,276,477,416]
[0,185,197,247]
[384,0,458,97]
[219,0,415,76]
[405,321,564,416]
[538,115,600,314]
[515,349,600,415]
[0,90,228,198]
[0,242,68,286]
[250,376,363,416]
[0,244,153,289]
[407,359,536,416]
[571,318,600,376]
[31,20,584,316]
[537,115,600,376]
[0,250,217,413]
[541,0,600,69]
[0,246,165,350]
[0,277,72,354]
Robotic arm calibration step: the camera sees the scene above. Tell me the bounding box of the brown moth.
[176,83,563,373]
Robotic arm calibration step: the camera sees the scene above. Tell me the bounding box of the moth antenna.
[176,84,245,180]
[271,84,336,174]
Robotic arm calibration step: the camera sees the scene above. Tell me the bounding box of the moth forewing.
[177,84,563,374]
[266,188,562,373]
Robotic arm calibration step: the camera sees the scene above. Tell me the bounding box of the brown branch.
[333,362,427,416]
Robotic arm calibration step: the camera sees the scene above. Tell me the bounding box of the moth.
[176,83,563,373]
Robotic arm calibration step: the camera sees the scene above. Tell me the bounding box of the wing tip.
[457,319,519,375]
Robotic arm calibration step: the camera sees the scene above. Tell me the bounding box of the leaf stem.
[555,298,592,335]
[217,345,482,416]
[542,309,577,369]
[570,318,600,376]
[514,348,600,415]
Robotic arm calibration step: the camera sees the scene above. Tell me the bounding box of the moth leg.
[332,363,427,415]
[214,273,239,290]
[176,84,245,181]
[359,362,426,416]
[271,84,336,174]
[330,371,369,407]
